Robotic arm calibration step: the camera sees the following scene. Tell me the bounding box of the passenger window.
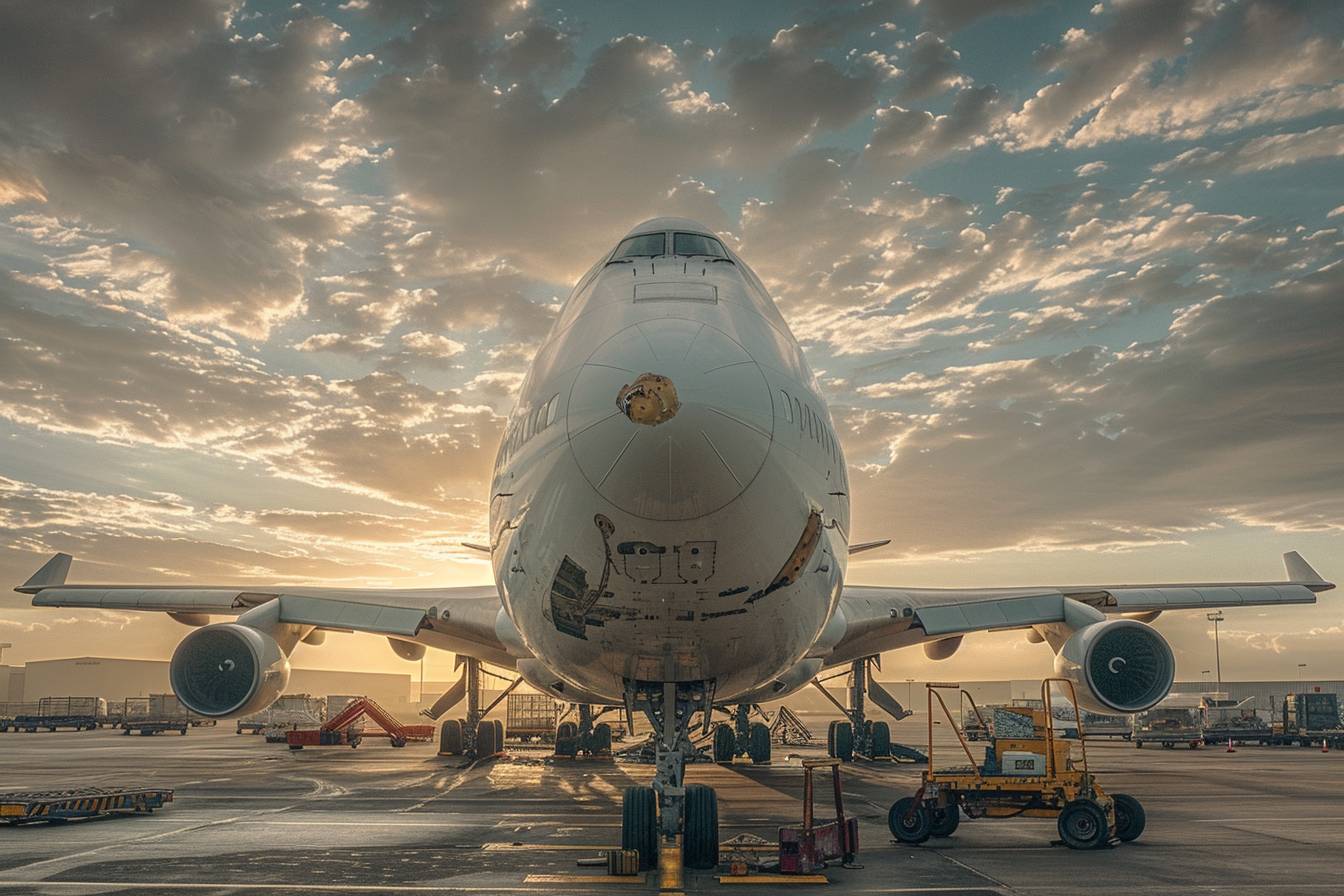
[673,232,727,258]
[614,233,667,258]
[779,390,794,423]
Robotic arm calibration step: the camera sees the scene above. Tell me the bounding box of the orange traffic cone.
[1226,737,1236,753]
[1323,738,1330,753]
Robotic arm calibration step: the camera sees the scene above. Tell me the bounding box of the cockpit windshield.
[613,232,667,259]
[673,232,727,258]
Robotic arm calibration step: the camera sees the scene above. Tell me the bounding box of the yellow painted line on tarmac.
[483,843,617,851]
[523,874,648,885]
[718,874,828,885]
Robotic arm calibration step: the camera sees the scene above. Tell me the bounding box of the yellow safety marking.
[718,874,828,885]
[523,875,647,885]
[483,844,617,851]
[658,840,683,892]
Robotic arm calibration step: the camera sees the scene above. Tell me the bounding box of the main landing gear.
[430,657,520,759]
[711,704,771,764]
[813,657,924,762]
[620,680,720,871]
[554,703,614,757]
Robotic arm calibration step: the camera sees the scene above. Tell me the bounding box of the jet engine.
[1052,618,1174,715]
[169,623,291,718]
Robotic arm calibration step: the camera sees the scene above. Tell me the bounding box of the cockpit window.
[673,232,727,258]
[614,232,667,258]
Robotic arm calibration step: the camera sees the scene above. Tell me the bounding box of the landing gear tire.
[593,721,613,754]
[929,803,960,837]
[712,724,735,763]
[1057,799,1109,850]
[748,722,771,764]
[683,783,719,869]
[831,721,854,761]
[439,719,463,755]
[621,785,659,871]
[558,721,578,740]
[869,721,892,758]
[494,719,505,750]
[888,796,931,844]
[475,719,497,757]
[1112,793,1145,842]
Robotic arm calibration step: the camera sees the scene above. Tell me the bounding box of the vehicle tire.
[888,796,932,844]
[748,722,771,764]
[621,785,659,871]
[493,718,505,749]
[833,721,854,762]
[1112,793,1145,842]
[391,735,407,748]
[683,783,719,869]
[558,721,578,741]
[289,744,303,751]
[440,719,464,755]
[1134,739,1143,748]
[929,802,960,837]
[827,720,838,757]
[1057,799,1109,850]
[1188,741,1199,749]
[713,724,735,763]
[870,721,892,758]
[593,722,613,754]
[476,719,497,756]
[1161,741,1174,749]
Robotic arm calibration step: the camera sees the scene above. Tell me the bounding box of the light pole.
[0,642,11,664]
[1206,611,1224,692]
[906,678,914,709]
[1298,663,1308,684]
[1201,669,1211,689]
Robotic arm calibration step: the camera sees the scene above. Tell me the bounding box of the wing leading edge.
[14,553,518,667]
[827,551,1332,666]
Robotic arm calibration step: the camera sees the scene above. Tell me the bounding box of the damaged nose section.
[616,373,680,425]
[567,320,774,521]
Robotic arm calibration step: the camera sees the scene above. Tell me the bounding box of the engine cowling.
[169,623,291,718]
[1052,619,1174,715]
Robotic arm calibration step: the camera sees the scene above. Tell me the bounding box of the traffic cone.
[1323,738,1330,753]
[1226,737,1236,753]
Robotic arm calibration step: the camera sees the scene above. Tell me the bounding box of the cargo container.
[1202,696,1271,745]
[1275,692,1343,747]
[121,694,190,736]
[8,697,106,732]
[506,693,561,742]
[1132,694,1204,749]
[237,694,325,736]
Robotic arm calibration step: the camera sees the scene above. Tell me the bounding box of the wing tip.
[17,552,73,594]
[1284,551,1333,592]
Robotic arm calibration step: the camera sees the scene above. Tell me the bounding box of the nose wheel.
[620,680,720,870]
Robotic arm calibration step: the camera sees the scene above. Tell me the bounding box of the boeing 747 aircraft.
[16,217,1333,868]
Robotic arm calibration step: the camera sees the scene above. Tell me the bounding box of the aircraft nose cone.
[567,320,774,521]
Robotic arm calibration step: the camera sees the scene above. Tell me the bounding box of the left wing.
[826,551,1333,666]
[16,553,519,667]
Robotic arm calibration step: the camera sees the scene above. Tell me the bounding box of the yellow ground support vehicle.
[887,679,1145,850]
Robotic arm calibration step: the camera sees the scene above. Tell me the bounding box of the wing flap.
[31,588,248,612]
[274,594,425,638]
[914,592,1068,637]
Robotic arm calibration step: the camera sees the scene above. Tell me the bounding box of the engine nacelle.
[1052,619,1174,715]
[169,623,291,718]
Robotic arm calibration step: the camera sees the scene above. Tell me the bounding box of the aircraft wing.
[826,551,1333,666]
[15,553,519,667]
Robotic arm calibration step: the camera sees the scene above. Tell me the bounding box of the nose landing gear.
[620,680,720,871]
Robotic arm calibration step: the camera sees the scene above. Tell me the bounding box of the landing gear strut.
[620,680,719,870]
[712,704,770,764]
[812,658,923,762]
[431,657,520,759]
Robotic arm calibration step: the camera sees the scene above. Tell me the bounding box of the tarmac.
[0,715,1340,895]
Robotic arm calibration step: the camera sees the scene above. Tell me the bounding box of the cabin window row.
[778,389,840,462]
[502,394,559,462]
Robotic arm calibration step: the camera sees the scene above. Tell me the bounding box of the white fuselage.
[489,220,850,704]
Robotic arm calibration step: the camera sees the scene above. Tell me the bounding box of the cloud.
[845,263,1344,556]
[0,2,352,337]
[1153,125,1344,175]
[895,32,968,100]
[919,0,1041,32]
[0,278,500,511]
[1004,0,1344,149]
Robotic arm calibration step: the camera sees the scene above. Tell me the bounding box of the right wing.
[16,553,520,667]
[826,551,1332,666]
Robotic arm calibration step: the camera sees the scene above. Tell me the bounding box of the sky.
[1,0,1342,685]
